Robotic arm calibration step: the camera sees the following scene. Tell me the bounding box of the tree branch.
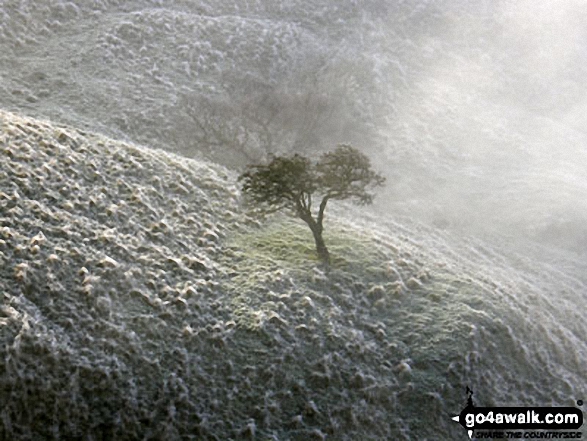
[317,195,329,228]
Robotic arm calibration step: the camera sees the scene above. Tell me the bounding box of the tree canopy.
[238,145,385,265]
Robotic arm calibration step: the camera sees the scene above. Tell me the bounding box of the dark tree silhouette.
[238,145,385,265]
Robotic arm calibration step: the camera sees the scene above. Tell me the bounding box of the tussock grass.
[1,110,585,440]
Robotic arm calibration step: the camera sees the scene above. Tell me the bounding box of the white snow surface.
[1,0,587,439]
[1,0,586,250]
[0,110,586,440]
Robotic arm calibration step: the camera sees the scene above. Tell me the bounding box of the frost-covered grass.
[3,0,586,251]
[1,110,586,440]
[226,216,390,269]
[2,0,586,254]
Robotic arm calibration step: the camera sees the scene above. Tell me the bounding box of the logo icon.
[452,387,583,439]
[452,386,476,439]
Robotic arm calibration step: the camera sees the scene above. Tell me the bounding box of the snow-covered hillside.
[1,0,586,250]
[1,0,586,438]
[1,110,585,440]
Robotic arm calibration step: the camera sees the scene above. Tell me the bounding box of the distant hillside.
[2,0,586,252]
[1,110,586,440]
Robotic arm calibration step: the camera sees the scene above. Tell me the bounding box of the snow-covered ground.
[1,0,586,439]
[1,110,585,439]
[1,0,586,251]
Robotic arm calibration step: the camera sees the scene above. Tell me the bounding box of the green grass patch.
[219,215,390,329]
[226,216,388,272]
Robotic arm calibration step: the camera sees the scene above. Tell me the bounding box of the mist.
[0,0,586,252]
[369,0,587,253]
[1,2,586,439]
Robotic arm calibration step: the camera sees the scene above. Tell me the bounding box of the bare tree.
[179,94,267,165]
[177,50,378,167]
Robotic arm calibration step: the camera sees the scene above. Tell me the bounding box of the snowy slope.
[1,0,586,251]
[1,110,585,440]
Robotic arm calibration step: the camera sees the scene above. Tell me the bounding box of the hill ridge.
[1,110,585,440]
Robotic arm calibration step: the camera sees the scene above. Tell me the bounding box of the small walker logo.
[452,387,584,439]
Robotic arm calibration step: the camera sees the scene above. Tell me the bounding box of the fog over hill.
[1,1,587,439]
[1,0,586,251]
[1,109,586,440]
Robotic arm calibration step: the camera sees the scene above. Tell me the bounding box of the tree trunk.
[310,223,330,266]
[297,206,330,267]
